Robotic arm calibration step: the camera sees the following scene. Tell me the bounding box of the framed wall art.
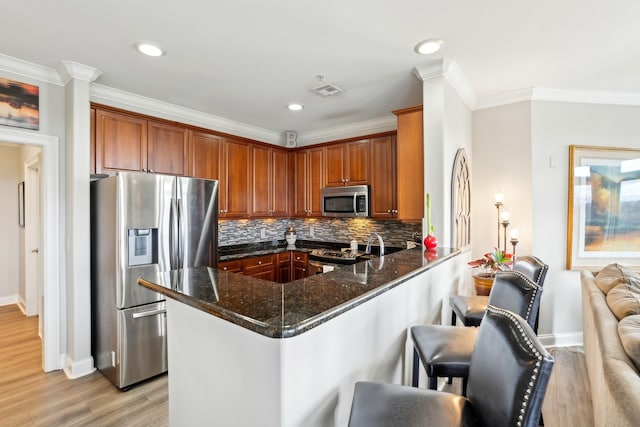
[567,145,640,270]
[0,77,39,130]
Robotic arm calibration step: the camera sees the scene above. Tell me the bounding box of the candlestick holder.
[501,219,510,252]
[510,236,519,264]
[495,200,503,250]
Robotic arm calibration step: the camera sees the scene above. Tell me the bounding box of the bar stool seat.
[449,295,488,327]
[411,325,477,395]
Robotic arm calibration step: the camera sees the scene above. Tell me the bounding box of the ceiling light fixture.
[288,103,303,111]
[414,39,442,55]
[136,43,165,57]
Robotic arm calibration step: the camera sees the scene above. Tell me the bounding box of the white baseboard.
[17,295,26,314]
[539,332,583,348]
[63,354,96,379]
[0,294,19,307]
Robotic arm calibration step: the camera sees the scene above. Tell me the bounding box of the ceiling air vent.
[310,83,343,97]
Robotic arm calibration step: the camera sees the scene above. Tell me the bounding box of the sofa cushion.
[618,315,640,372]
[595,263,627,294]
[607,276,640,320]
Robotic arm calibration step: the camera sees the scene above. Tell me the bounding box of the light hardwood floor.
[1,304,593,426]
[0,305,168,426]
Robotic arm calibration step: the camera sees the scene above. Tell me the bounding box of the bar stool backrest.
[487,270,542,329]
[467,306,554,427]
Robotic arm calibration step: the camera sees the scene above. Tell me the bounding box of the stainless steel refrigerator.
[91,172,218,389]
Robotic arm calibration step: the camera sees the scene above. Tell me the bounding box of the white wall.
[531,100,640,340]
[473,99,640,344]
[0,145,20,304]
[472,102,533,258]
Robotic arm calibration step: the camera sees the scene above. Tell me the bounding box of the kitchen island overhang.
[138,247,470,426]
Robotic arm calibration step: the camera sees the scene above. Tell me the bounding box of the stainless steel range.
[309,248,360,264]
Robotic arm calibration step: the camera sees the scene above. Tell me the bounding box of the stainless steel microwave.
[321,185,369,217]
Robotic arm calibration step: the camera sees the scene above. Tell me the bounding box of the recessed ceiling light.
[136,43,165,57]
[288,103,303,111]
[414,39,442,55]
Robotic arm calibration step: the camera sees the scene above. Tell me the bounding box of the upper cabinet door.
[190,131,222,180]
[270,148,289,216]
[346,139,369,185]
[251,145,289,217]
[221,138,251,218]
[324,144,346,187]
[307,147,324,216]
[147,121,189,176]
[323,140,369,186]
[95,109,148,174]
[251,144,272,216]
[369,136,396,218]
[291,150,309,217]
[394,106,424,221]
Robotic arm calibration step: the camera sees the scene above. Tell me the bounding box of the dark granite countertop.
[218,239,385,261]
[139,246,459,339]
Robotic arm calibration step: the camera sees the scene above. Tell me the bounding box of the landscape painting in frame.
[0,78,39,130]
[567,145,640,270]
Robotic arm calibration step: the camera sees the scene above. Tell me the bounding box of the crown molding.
[297,115,397,146]
[0,53,62,85]
[90,84,281,144]
[413,59,477,109]
[57,61,101,85]
[475,87,640,110]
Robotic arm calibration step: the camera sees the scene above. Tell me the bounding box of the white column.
[57,61,101,378]
[413,60,474,249]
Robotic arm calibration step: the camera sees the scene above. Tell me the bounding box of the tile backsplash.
[219,218,421,248]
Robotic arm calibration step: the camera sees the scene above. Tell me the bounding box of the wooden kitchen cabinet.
[242,254,276,281]
[323,140,369,187]
[251,145,289,217]
[218,259,242,273]
[277,252,291,283]
[219,138,251,218]
[190,130,222,180]
[369,135,398,218]
[291,147,323,217]
[147,120,189,176]
[94,108,188,176]
[95,108,148,174]
[393,106,424,222]
[90,107,96,174]
[292,251,309,280]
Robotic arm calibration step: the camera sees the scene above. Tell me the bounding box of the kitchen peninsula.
[139,246,467,427]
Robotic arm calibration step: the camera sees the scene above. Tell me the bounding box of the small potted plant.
[468,247,513,295]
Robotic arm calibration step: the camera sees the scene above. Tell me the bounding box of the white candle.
[510,229,520,240]
[500,211,511,222]
[494,193,504,203]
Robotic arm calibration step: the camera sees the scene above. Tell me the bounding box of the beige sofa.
[581,264,640,427]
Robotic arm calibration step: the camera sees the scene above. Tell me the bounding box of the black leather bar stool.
[348,306,554,427]
[450,255,548,328]
[410,270,542,394]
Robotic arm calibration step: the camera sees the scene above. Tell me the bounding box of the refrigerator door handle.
[177,201,183,268]
[132,308,167,319]
[169,197,179,270]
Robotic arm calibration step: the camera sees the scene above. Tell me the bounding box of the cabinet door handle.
[258,261,262,265]
[223,266,228,271]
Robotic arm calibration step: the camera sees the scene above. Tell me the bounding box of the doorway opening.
[0,127,60,372]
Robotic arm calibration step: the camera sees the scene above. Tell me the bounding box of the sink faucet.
[365,232,385,256]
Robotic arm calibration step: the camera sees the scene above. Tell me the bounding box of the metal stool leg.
[412,348,420,387]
